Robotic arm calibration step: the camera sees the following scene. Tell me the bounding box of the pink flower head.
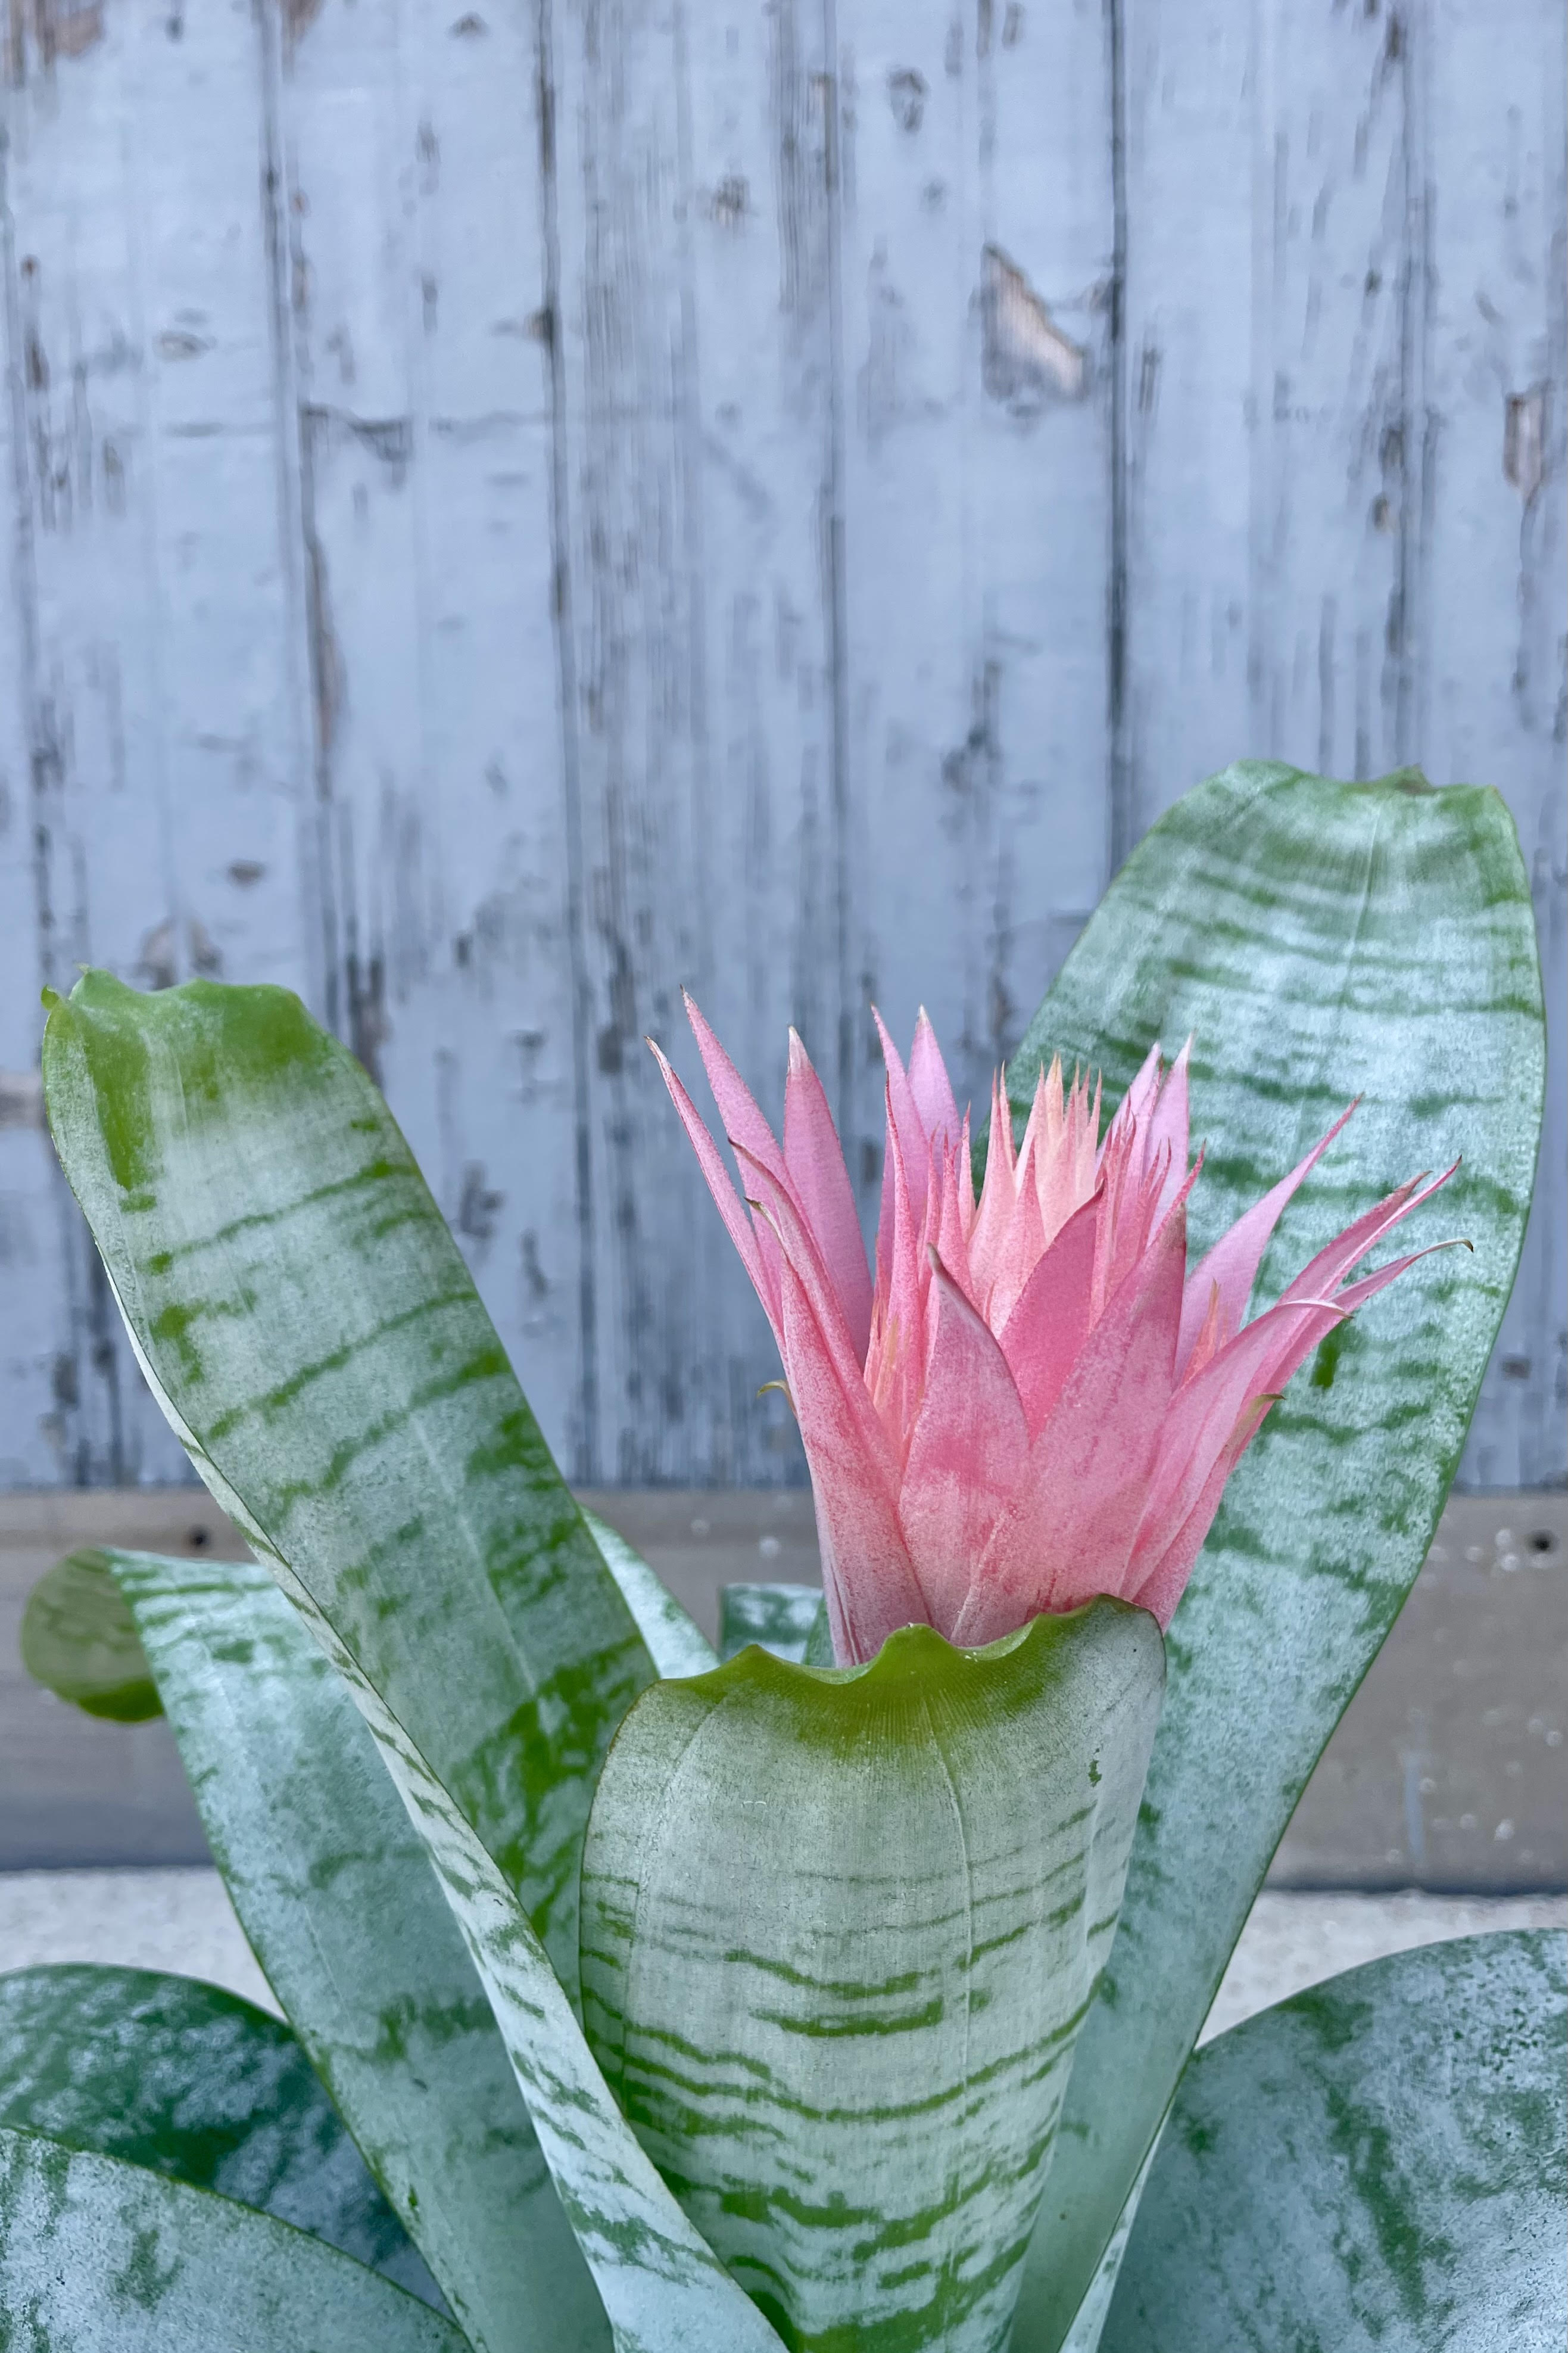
[654,998,1458,1665]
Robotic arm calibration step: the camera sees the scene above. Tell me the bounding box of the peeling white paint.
[0,0,1560,1492]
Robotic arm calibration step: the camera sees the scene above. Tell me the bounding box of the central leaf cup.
[580,1599,1165,2352]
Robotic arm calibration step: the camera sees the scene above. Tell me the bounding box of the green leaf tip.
[43,967,333,1198]
[21,1548,162,1722]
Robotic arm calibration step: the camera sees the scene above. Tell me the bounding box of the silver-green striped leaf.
[41,971,656,1993]
[0,2126,469,2353]
[0,1962,434,2302]
[108,1545,608,2353]
[274,1579,788,2353]
[42,975,786,2348]
[1103,1931,1567,2352]
[1003,765,1545,2349]
[581,1604,1165,2353]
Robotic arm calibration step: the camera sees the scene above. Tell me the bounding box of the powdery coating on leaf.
[111,1545,608,2353]
[1006,762,1543,2353]
[0,1963,432,2297]
[0,2129,468,2353]
[41,970,657,2003]
[1102,1931,1567,2352]
[655,996,1455,1662]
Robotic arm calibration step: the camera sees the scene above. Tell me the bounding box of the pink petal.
[1280,1160,1459,1309]
[1130,1231,1466,1616]
[968,1070,1022,1306]
[732,1143,868,1404]
[1329,1234,1471,1316]
[1029,1058,1090,1249]
[981,1154,1046,1334]
[881,1091,930,1408]
[955,1185,1188,1644]
[784,1027,873,1364]
[1128,1392,1277,1627]
[908,1007,963,1148]
[775,1249,927,1664]
[996,1190,1102,1439]
[874,1009,933,1288]
[650,1040,783,1340]
[683,992,791,1192]
[956,1109,977,1244]
[930,1136,978,1309]
[1099,1040,1163,1177]
[1134,1293,1335,1563]
[1177,1100,1358,1374]
[1146,1039,1192,1223]
[898,1252,1030,1637]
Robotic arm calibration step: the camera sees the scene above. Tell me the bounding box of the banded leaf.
[262,1564,788,2353]
[42,971,655,1990]
[0,1962,434,2300]
[0,2127,468,2353]
[43,976,786,2346]
[110,1544,608,2353]
[1003,765,1545,2348]
[581,1604,1165,2353]
[1103,1931,1568,2351]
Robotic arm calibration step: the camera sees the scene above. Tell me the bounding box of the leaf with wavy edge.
[0,2125,468,2352]
[0,1962,435,2301]
[1103,1930,1567,2351]
[42,970,655,1996]
[108,1544,608,2353]
[582,1605,1164,2353]
[1003,767,1545,2348]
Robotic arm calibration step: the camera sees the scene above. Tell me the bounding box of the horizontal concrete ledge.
[3,1488,1563,1890]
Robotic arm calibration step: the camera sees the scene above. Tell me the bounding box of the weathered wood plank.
[545,0,843,1480]
[261,0,593,1468]
[1118,0,1564,1483]
[834,0,1114,1126]
[0,0,1558,1492]
[1421,0,1565,1486]
[1,0,316,1483]
[0,100,64,1486]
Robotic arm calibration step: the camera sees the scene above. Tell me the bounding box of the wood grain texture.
[0,0,1561,1489]
[1117,0,1565,1482]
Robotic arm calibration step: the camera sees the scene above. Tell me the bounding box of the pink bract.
[654,998,1457,1666]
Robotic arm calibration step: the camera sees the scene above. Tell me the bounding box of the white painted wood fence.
[0,0,1560,1492]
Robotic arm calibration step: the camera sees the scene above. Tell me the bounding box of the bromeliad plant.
[9,764,1564,2353]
